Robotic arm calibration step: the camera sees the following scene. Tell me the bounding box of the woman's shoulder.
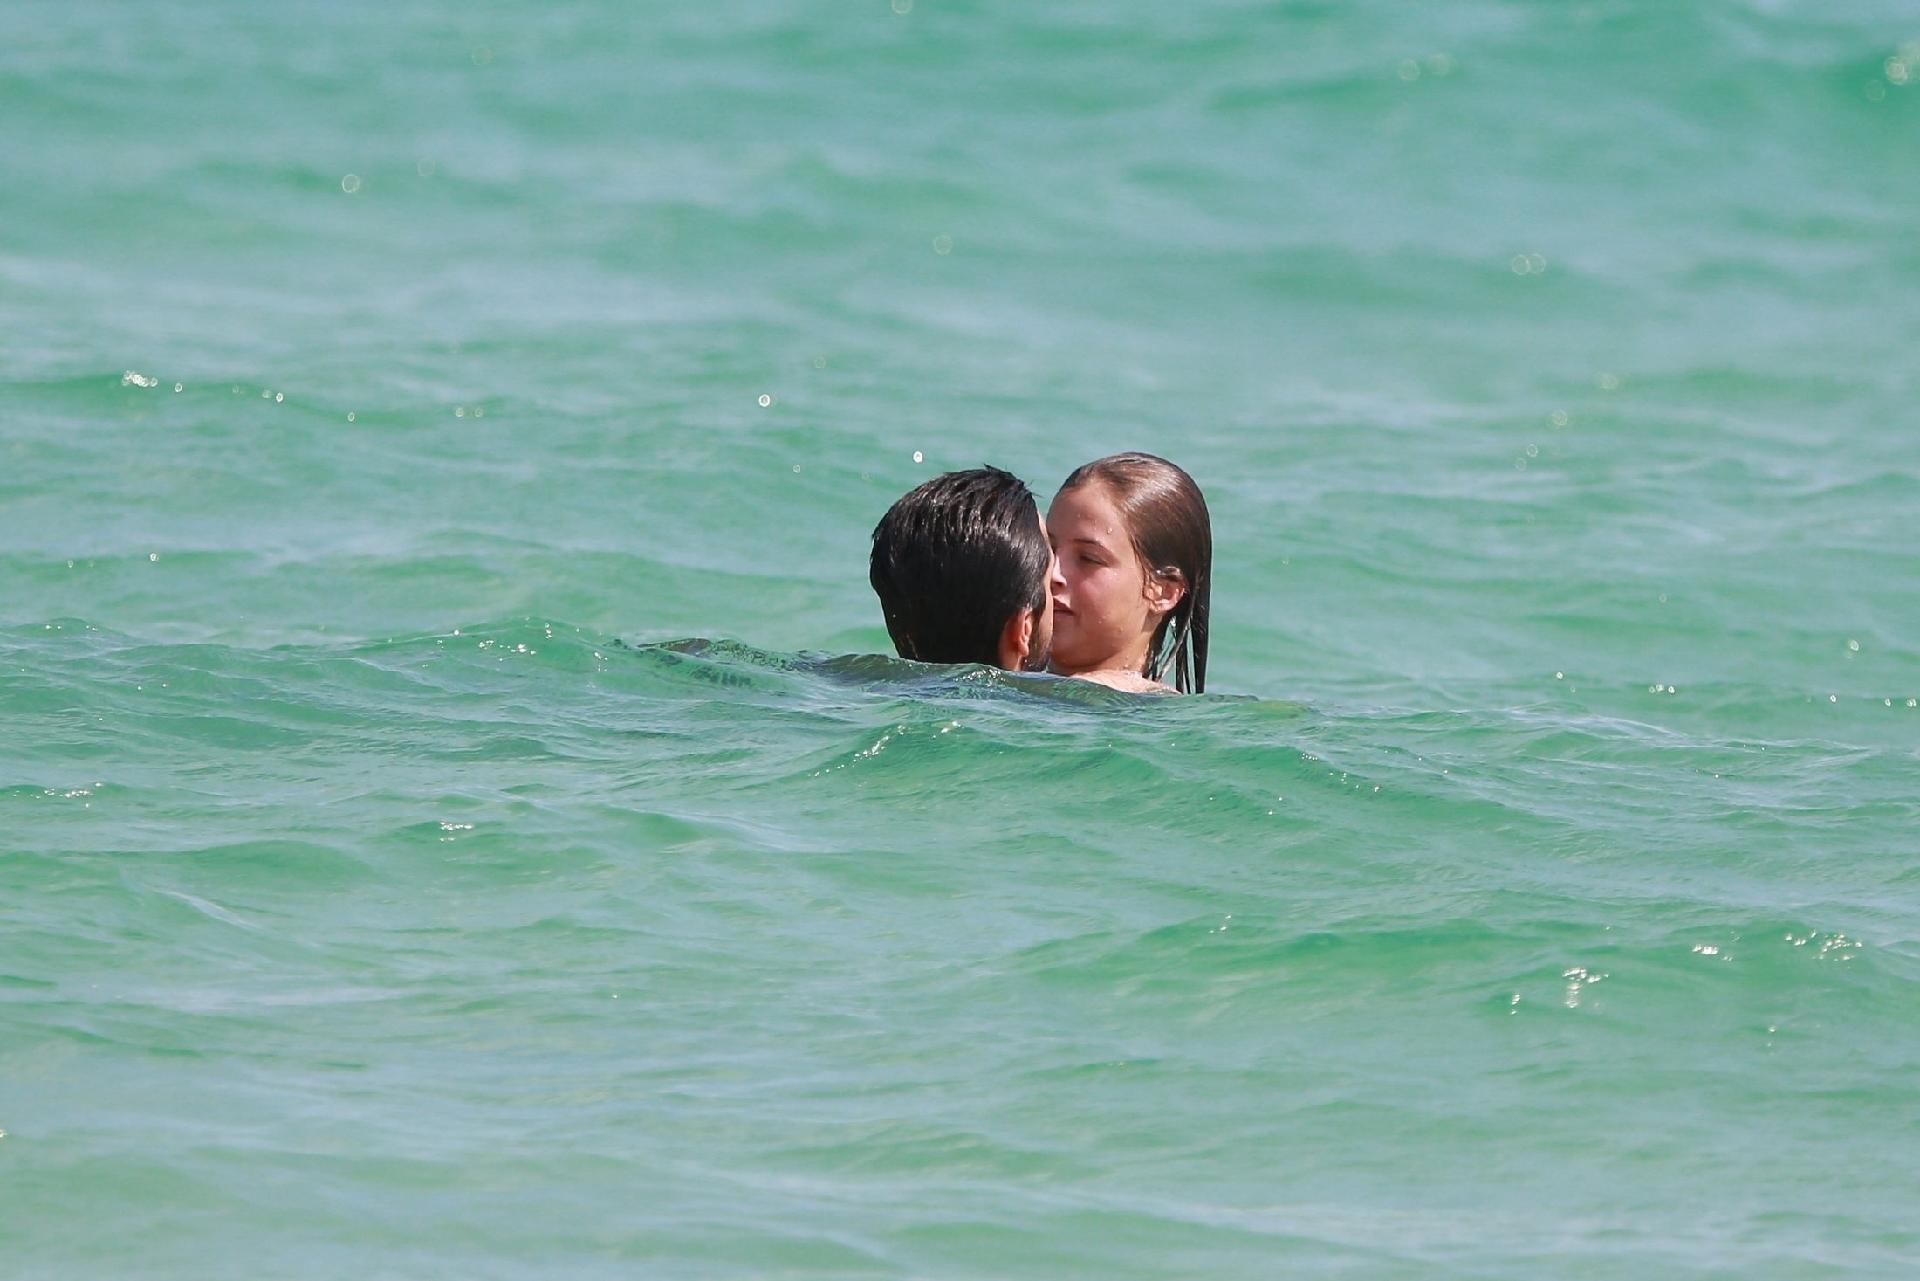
[1068,669,1176,694]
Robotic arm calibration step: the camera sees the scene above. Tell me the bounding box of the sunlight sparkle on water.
[1563,967,1607,1008]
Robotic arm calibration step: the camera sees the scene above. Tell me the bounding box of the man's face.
[1020,509,1062,672]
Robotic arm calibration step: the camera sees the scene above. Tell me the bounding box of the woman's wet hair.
[1058,452,1211,693]
[869,467,1051,667]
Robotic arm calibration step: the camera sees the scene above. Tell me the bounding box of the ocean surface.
[5,2,1919,1276]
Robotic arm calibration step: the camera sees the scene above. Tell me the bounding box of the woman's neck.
[1056,639,1151,681]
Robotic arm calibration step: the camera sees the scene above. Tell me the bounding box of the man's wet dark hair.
[869,467,1051,666]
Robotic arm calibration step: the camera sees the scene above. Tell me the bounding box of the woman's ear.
[1144,568,1186,618]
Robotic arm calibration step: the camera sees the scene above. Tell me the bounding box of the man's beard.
[1019,637,1051,673]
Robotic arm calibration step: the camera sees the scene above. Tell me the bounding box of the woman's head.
[1046,453,1210,693]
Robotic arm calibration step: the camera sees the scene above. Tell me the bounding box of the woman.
[1046,452,1211,694]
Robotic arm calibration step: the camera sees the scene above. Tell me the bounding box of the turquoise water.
[6,2,1920,1276]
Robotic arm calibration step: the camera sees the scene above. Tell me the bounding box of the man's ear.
[996,606,1036,671]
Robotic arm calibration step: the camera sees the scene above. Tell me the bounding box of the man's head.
[869,467,1056,671]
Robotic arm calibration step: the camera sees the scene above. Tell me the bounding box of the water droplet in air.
[1550,409,1569,426]
[347,411,356,422]
[1847,638,1860,652]
[932,234,953,255]
[758,394,773,407]
[173,382,183,393]
[341,174,361,194]
[274,392,284,403]
[148,552,159,562]
[1398,59,1421,81]
[912,450,924,463]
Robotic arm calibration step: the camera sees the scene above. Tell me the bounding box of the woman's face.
[1045,481,1162,675]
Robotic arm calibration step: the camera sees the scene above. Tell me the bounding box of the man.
[869,466,1059,672]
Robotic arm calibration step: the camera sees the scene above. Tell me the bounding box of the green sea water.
[5,2,1920,1276]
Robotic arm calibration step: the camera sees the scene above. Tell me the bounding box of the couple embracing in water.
[869,453,1210,694]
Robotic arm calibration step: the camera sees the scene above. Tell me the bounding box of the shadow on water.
[625,635,1272,713]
